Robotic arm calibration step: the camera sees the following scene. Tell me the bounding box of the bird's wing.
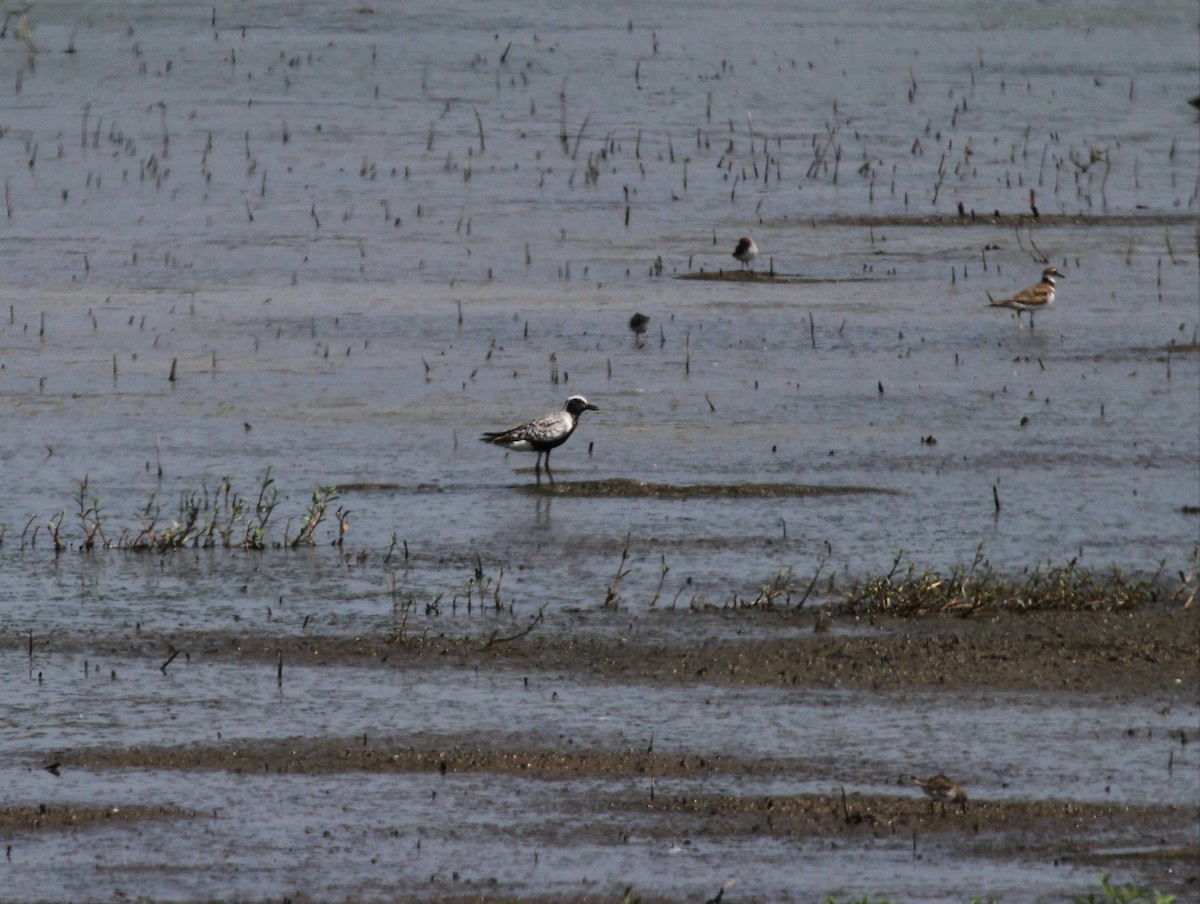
[996,282,1052,307]
[482,410,567,444]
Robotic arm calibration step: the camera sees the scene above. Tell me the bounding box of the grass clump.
[9,469,343,554]
[1074,873,1175,904]
[843,547,1197,615]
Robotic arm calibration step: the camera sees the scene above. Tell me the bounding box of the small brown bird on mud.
[913,774,968,814]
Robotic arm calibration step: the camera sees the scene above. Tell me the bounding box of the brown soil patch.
[676,269,796,282]
[0,804,198,834]
[12,606,1199,902]
[520,478,895,498]
[46,605,1195,695]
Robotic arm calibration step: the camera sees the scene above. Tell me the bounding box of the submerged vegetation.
[5,470,339,554]
[1,476,1195,615]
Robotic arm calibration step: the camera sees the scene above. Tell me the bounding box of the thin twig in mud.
[76,477,107,550]
[480,603,547,650]
[647,554,670,608]
[334,506,350,548]
[1164,228,1178,265]
[472,105,485,152]
[1026,228,1049,264]
[794,560,826,608]
[47,512,65,555]
[1014,223,1049,264]
[604,532,633,608]
[571,113,591,160]
[390,573,414,641]
[493,566,505,611]
[558,76,569,153]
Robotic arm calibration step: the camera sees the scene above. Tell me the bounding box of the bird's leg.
[534,452,543,483]
[545,448,554,484]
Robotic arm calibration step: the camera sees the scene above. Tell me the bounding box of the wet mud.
[13,607,1198,902]
[0,1,1196,900]
[0,803,198,834]
[517,478,896,498]
[34,605,1194,694]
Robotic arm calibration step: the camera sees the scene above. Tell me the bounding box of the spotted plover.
[732,236,759,271]
[988,266,1064,330]
[481,395,598,482]
[913,774,968,814]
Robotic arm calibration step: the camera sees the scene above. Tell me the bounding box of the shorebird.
[629,312,650,335]
[732,236,759,271]
[481,395,598,482]
[913,774,968,815]
[988,265,1064,330]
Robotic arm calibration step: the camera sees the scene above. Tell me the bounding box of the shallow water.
[6,651,1197,807]
[0,0,1198,901]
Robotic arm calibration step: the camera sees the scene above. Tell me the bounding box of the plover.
[629,312,650,335]
[988,266,1064,330]
[481,395,598,482]
[913,774,968,814]
[732,236,759,271]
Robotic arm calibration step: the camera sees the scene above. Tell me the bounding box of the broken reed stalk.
[604,532,632,607]
[480,603,546,650]
[472,105,485,151]
[647,553,670,608]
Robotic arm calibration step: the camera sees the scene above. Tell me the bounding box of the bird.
[481,395,598,482]
[988,265,1064,330]
[629,312,650,335]
[732,235,758,271]
[913,774,968,815]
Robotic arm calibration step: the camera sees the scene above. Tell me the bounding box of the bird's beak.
[587,403,599,411]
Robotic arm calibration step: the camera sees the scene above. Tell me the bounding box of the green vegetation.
[6,470,341,554]
[1073,873,1176,904]
[807,874,1176,904]
[841,547,1197,614]
[3,478,1195,616]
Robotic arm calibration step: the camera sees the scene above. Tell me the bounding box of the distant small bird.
[732,235,759,271]
[481,395,598,482]
[988,265,1064,330]
[913,774,968,814]
[629,312,650,335]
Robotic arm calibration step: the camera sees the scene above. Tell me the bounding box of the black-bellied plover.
[732,236,759,271]
[988,266,1064,330]
[481,395,598,482]
[912,774,968,814]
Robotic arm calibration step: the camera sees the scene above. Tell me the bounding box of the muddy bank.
[0,803,198,834]
[28,606,1197,695]
[518,479,896,498]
